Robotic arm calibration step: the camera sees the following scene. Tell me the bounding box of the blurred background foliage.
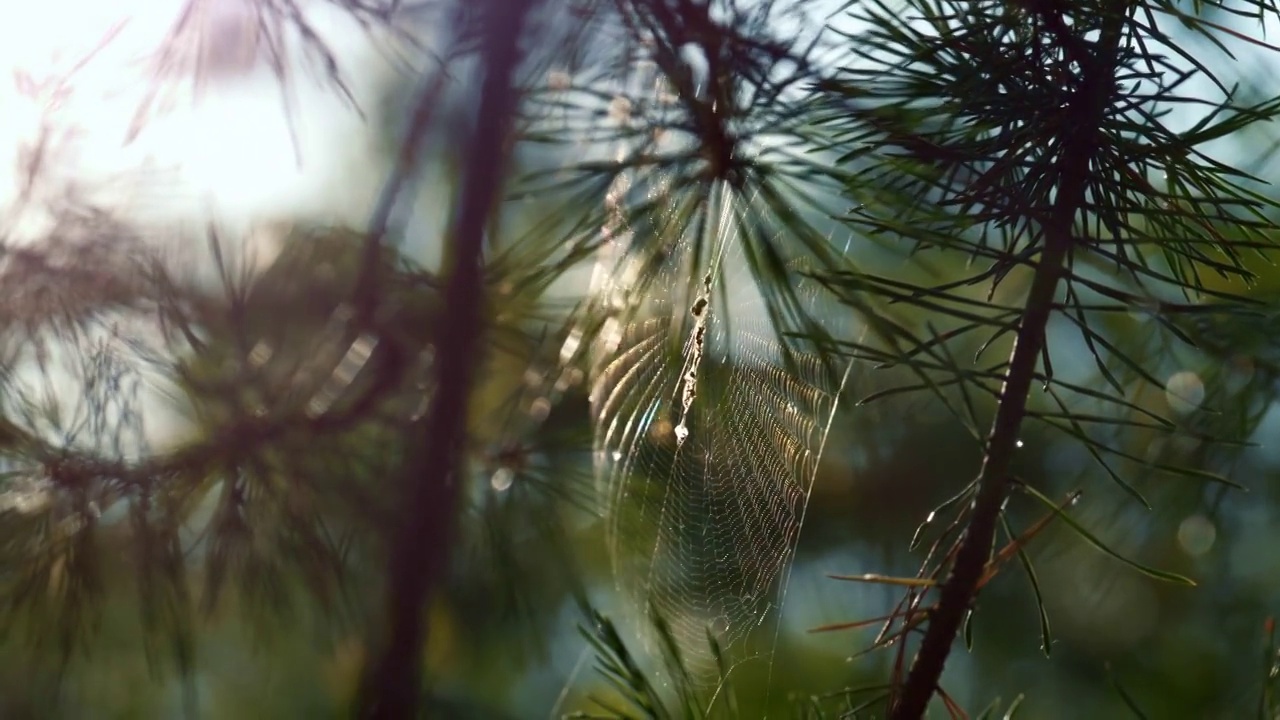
[3,0,1280,718]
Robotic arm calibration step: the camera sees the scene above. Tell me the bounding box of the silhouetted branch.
[354,0,536,716]
[890,8,1129,718]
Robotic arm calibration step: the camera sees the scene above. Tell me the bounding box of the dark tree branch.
[352,61,452,327]
[889,7,1129,719]
[353,0,536,716]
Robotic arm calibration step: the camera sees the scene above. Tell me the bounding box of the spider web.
[585,181,853,678]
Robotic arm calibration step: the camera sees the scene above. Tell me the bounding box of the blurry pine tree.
[5,0,1280,718]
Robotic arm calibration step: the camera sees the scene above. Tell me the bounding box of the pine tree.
[4,0,1280,718]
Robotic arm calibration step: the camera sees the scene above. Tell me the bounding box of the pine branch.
[889,7,1131,718]
[353,0,535,715]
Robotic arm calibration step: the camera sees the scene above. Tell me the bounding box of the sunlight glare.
[0,0,387,454]
[0,0,374,236]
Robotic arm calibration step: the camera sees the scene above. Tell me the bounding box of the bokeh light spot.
[1177,514,1216,557]
[1165,370,1205,415]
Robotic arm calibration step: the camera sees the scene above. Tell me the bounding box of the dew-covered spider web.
[583,175,854,679]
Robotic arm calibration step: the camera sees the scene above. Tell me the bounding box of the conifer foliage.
[3,0,1280,717]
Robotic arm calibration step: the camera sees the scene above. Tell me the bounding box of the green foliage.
[7,0,1280,717]
[525,0,1280,716]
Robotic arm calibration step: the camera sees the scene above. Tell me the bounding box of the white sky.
[0,0,398,249]
[0,0,412,453]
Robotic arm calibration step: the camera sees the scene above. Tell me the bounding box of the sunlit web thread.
[586,176,853,680]
[564,37,857,682]
[492,46,676,450]
[469,56,676,484]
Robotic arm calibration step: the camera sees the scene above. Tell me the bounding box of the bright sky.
[0,0,410,454]
[0,0,395,250]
